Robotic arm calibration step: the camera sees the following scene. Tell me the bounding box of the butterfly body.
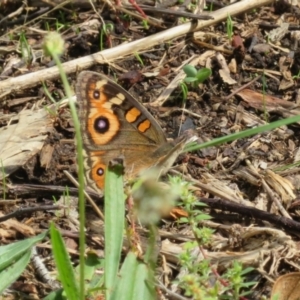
[76,71,185,191]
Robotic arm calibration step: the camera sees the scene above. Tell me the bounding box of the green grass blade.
[43,289,64,300]
[81,252,103,281]
[111,252,155,300]
[75,252,104,293]
[111,252,137,300]
[185,114,300,152]
[0,231,48,270]
[0,249,31,294]
[132,263,155,299]
[104,163,125,299]
[50,223,80,300]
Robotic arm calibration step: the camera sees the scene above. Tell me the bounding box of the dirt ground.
[1,0,300,299]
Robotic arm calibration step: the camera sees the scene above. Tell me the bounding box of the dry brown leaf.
[228,58,237,73]
[216,52,237,85]
[219,69,237,85]
[252,43,273,54]
[264,170,295,206]
[268,23,289,42]
[169,207,188,219]
[0,212,35,236]
[0,228,16,238]
[279,78,294,91]
[198,50,215,66]
[236,89,295,110]
[271,272,300,300]
[0,107,53,179]
[39,144,55,169]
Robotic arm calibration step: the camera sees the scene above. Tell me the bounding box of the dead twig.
[200,197,300,232]
[0,205,61,223]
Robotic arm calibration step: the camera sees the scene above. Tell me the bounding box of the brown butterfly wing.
[76,71,178,191]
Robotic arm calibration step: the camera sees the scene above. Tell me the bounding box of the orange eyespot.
[91,161,105,191]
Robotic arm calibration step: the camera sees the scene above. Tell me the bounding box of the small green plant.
[62,186,71,216]
[182,64,212,89]
[134,52,144,67]
[44,21,50,31]
[179,81,188,102]
[293,70,300,79]
[100,23,114,50]
[187,2,197,11]
[120,13,131,23]
[179,17,188,23]
[171,177,256,299]
[42,82,57,104]
[204,2,214,11]
[142,19,149,30]
[58,10,66,26]
[8,32,14,40]
[223,261,256,299]
[18,32,32,65]
[171,176,212,237]
[179,64,211,106]
[55,19,66,32]
[55,11,72,32]
[226,13,233,41]
[52,195,57,203]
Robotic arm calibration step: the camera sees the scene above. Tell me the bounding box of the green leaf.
[111,252,137,299]
[82,252,104,292]
[240,281,257,288]
[111,252,155,300]
[74,251,103,280]
[132,263,155,299]
[180,82,188,101]
[50,223,80,300]
[240,267,255,275]
[0,231,48,294]
[194,214,211,222]
[0,231,48,270]
[43,289,64,300]
[226,13,233,40]
[184,77,198,83]
[183,65,197,77]
[104,162,125,300]
[178,217,189,223]
[0,249,31,294]
[83,252,103,281]
[196,68,212,83]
